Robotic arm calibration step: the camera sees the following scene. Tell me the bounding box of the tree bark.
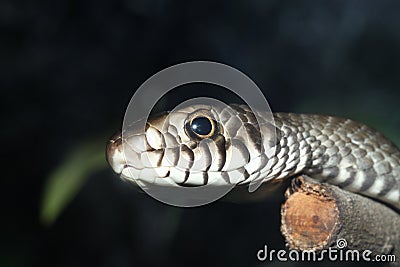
[281,175,400,266]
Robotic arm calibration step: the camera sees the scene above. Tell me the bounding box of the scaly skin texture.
[106,104,400,210]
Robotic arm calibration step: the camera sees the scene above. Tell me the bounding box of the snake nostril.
[109,131,122,143]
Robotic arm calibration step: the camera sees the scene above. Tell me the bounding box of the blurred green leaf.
[40,137,108,226]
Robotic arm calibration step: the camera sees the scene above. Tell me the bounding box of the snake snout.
[106,130,164,182]
[106,132,125,175]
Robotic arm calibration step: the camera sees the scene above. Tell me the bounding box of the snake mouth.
[106,130,253,187]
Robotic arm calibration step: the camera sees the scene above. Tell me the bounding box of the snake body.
[106,104,400,210]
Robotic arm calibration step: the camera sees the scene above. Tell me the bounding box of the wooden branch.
[281,175,400,265]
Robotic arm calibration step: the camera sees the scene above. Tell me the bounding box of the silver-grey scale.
[230,105,400,210]
[107,104,400,210]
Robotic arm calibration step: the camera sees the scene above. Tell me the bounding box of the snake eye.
[185,110,218,140]
[190,117,212,136]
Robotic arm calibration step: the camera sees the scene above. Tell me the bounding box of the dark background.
[3,1,400,267]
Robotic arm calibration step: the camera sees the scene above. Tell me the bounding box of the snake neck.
[267,112,400,210]
[274,113,333,180]
[257,114,314,182]
[235,111,331,185]
[267,113,356,182]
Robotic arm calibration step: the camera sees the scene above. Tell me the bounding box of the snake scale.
[106,104,400,210]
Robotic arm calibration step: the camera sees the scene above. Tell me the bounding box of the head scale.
[106,104,268,188]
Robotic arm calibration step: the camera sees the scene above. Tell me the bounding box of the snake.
[106,104,400,210]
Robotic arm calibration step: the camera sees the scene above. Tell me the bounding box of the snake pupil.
[191,117,212,136]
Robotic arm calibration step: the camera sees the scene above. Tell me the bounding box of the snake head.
[106,104,274,188]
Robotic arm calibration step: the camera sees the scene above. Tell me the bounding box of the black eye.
[184,110,219,141]
[191,117,212,136]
